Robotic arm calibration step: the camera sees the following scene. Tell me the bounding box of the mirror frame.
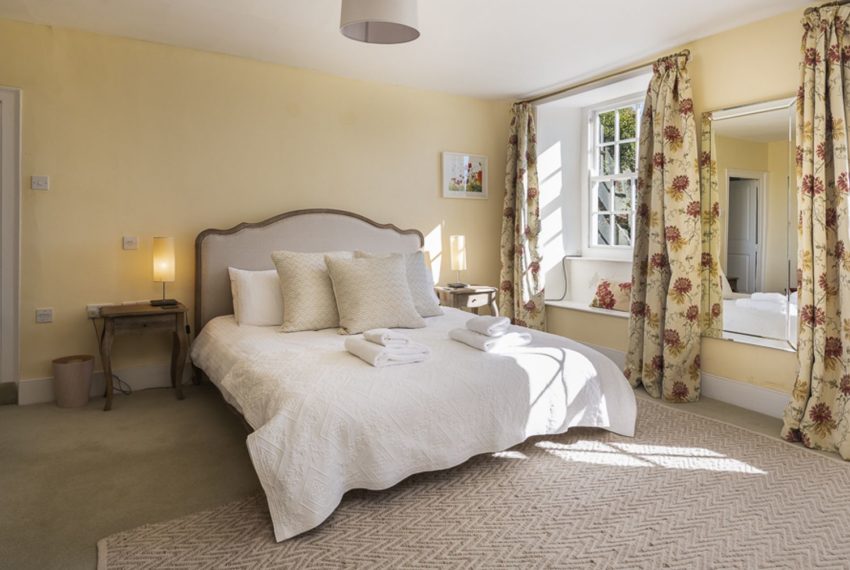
[700,96,796,352]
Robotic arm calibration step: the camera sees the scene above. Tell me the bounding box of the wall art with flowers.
[442,152,488,199]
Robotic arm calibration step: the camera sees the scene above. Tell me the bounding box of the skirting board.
[17,361,192,406]
[584,343,790,419]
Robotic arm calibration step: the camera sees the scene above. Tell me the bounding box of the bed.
[190,209,637,541]
[722,292,797,344]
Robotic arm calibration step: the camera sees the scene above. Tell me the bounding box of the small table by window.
[435,285,499,316]
[97,302,190,411]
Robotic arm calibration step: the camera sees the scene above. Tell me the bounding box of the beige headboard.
[194,208,424,333]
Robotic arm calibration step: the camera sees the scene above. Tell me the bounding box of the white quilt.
[191,308,636,541]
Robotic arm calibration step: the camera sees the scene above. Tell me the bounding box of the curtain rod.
[806,0,850,14]
[519,49,691,106]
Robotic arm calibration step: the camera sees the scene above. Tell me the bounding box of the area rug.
[98,399,850,569]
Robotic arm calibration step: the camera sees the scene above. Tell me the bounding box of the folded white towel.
[449,328,532,352]
[363,328,412,347]
[345,337,430,367]
[466,315,511,337]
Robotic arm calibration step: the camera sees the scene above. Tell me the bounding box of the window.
[588,98,642,248]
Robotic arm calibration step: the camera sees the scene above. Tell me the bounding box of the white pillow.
[355,250,443,318]
[326,255,426,335]
[271,251,353,332]
[720,267,734,299]
[227,268,285,326]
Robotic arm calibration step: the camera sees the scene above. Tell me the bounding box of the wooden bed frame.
[193,208,424,336]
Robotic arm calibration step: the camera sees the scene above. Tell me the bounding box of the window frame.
[581,92,644,259]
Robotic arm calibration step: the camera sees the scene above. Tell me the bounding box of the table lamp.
[448,235,468,288]
[151,236,177,306]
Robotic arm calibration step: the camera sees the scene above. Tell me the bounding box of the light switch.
[31,175,49,190]
[122,236,139,250]
[35,308,53,323]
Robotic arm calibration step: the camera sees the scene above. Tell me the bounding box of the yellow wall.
[1,18,510,380]
[766,139,795,292]
[547,5,804,394]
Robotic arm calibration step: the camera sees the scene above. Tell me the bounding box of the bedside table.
[436,285,499,316]
[98,302,190,411]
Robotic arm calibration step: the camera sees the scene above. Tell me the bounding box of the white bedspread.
[191,308,636,541]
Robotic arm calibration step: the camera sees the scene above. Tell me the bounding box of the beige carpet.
[98,399,850,569]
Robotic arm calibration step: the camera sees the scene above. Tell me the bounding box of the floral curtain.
[624,54,702,402]
[699,117,723,338]
[782,5,850,459]
[499,103,545,330]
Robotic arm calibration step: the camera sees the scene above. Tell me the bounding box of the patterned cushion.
[326,256,426,335]
[355,250,443,318]
[590,279,632,312]
[271,251,353,332]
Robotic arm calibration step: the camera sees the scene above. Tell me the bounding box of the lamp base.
[447,282,468,289]
[150,298,178,307]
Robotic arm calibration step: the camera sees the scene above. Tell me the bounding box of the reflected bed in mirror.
[702,97,796,351]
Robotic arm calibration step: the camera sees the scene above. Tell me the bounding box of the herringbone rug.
[98,399,850,569]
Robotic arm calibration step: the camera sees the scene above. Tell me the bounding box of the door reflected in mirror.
[701,97,796,350]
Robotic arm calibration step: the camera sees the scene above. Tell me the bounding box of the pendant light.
[340,0,420,44]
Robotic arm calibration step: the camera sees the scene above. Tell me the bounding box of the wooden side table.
[436,285,499,316]
[98,302,190,411]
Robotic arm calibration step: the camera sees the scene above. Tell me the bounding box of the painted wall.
[547,5,803,394]
[0,18,510,381]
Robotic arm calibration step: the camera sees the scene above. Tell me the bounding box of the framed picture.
[442,152,488,199]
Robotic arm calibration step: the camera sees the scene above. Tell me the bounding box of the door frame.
[0,87,21,386]
[725,168,768,292]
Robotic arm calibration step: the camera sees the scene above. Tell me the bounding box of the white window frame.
[580,92,644,259]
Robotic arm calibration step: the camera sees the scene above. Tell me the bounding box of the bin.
[53,354,94,408]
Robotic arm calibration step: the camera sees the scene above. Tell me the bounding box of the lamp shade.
[152,236,175,283]
[450,235,467,272]
[340,0,419,44]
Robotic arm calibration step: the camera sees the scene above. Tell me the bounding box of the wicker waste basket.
[53,354,94,408]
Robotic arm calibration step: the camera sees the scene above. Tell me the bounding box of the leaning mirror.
[701,97,796,350]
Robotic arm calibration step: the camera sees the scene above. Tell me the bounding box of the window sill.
[545,300,630,319]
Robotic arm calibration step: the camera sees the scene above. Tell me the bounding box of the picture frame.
[442,152,488,199]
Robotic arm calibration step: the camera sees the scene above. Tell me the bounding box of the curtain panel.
[624,55,702,402]
[699,115,723,338]
[782,5,850,459]
[499,103,545,330]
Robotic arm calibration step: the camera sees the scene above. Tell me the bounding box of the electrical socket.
[86,303,116,318]
[35,308,53,323]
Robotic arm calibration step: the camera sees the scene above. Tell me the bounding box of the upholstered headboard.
[194,209,424,333]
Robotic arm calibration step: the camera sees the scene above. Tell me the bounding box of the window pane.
[599,111,615,143]
[600,146,615,175]
[619,106,637,139]
[596,214,612,245]
[614,214,632,246]
[596,181,612,212]
[619,141,636,173]
[613,180,631,211]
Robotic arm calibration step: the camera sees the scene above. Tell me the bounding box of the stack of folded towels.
[449,316,532,352]
[345,328,431,368]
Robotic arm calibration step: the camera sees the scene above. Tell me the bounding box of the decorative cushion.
[590,279,632,312]
[228,268,285,326]
[325,255,426,335]
[271,251,353,332]
[355,250,443,317]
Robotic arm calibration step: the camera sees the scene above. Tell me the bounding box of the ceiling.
[0,0,811,99]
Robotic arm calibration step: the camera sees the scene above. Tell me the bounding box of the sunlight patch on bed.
[536,440,766,474]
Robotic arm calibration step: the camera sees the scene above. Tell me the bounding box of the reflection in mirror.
[701,98,796,350]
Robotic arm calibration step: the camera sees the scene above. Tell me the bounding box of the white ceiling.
[0,0,811,99]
